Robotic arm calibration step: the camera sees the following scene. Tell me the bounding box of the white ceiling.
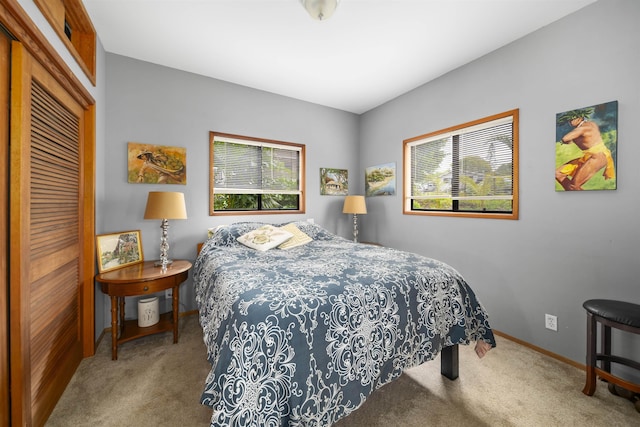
[83,0,596,114]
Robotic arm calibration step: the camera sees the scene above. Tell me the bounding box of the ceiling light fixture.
[300,0,340,21]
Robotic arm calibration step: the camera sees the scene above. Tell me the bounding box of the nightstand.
[96,260,192,360]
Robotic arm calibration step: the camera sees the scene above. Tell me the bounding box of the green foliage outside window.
[404,110,518,219]
[210,132,304,214]
[213,194,299,211]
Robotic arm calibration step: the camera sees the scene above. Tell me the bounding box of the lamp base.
[352,213,359,242]
[154,259,174,267]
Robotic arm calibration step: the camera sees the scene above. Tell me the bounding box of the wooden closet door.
[0,29,10,427]
[9,41,85,427]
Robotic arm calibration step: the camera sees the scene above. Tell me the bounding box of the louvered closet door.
[10,41,85,427]
[0,28,10,427]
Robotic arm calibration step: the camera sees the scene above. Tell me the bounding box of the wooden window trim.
[209,131,306,216]
[0,0,94,106]
[33,0,96,86]
[403,109,519,220]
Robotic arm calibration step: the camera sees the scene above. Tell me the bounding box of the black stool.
[582,299,640,396]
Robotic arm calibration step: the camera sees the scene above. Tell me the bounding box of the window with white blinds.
[210,132,305,214]
[403,109,519,219]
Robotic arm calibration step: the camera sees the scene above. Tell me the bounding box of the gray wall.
[22,0,639,373]
[358,0,640,374]
[100,55,361,323]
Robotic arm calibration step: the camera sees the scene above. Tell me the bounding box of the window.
[403,109,518,219]
[210,132,305,215]
[34,0,97,85]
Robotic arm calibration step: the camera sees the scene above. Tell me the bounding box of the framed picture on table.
[96,230,144,273]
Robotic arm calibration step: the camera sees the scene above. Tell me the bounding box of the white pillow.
[278,223,313,249]
[208,225,226,238]
[237,225,293,251]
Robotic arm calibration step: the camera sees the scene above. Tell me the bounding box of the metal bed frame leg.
[441,345,459,380]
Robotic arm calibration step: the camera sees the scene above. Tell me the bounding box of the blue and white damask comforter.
[194,221,495,427]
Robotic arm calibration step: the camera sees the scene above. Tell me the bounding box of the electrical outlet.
[165,288,173,300]
[545,314,557,331]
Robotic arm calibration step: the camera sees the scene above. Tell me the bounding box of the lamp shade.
[300,0,339,21]
[342,195,367,214]
[144,192,187,220]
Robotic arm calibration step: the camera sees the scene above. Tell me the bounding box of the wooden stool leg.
[602,324,611,373]
[583,312,597,395]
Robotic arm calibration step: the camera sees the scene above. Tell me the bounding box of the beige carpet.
[46,314,639,426]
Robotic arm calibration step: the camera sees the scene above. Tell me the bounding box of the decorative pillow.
[208,225,226,239]
[208,222,269,247]
[285,221,336,241]
[277,223,313,249]
[237,225,293,251]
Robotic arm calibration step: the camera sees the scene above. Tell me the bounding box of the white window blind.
[404,110,518,219]
[213,137,301,195]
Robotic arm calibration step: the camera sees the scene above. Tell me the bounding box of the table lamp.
[343,195,367,242]
[144,191,187,269]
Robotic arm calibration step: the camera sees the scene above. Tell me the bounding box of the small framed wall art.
[320,168,348,195]
[96,230,144,273]
[128,142,187,184]
[365,162,396,196]
[555,100,617,191]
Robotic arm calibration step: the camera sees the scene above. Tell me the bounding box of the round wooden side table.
[96,260,192,360]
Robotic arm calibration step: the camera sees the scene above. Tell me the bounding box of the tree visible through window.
[210,132,305,215]
[403,109,519,219]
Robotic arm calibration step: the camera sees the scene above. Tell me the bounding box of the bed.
[194,221,495,427]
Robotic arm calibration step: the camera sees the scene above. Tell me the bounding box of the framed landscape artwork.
[96,230,144,273]
[320,168,348,195]
[555,100,617,191]
[365,162,396,196]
